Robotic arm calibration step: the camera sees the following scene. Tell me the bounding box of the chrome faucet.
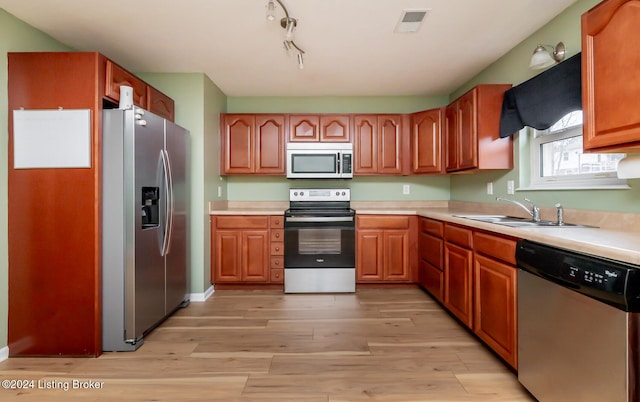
[496,197,541,222]
[555,203,564,226]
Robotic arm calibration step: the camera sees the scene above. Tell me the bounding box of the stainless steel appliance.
[516,240,640,402]
[284,188,355,293]
[286,142,353,179]
[102,108,190,351]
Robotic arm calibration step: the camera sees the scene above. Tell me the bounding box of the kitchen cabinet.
[417,217,444,301]
[443,223,474,328]
[356,215,414,282]
[288,114,351,142]
[353,115,405,175]
[7,51,176,356]
[147,85,175,121]
[211,216,270,283]
[473,232,518,369]
[411,108,444,174]
[445,84,513,172]
[221,114,286,175]
[269,216,285,283]
[582,0,640,152]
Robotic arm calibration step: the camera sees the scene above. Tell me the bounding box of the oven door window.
[299,228,341,254]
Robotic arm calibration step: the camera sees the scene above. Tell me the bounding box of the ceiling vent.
[394,9,429,33]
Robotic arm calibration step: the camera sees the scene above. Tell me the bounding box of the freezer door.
[126,110,167,341]
[164,121,189,312]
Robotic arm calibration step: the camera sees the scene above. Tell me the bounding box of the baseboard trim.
[189,285,214,302]
[0,346,9,362]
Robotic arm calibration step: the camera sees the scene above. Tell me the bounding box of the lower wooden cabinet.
[356,215,414,283]
[443,224,474,328]
[473,232,518,369]
[417,217,444,301]
[211,215,284,284]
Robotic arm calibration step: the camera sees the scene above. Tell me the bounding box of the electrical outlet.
[217,186,222,197]
[507,180,515,195]
[486,182,493,195]
[403,184,410,195]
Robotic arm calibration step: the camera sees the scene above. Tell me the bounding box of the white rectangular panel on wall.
[13,109,92,169]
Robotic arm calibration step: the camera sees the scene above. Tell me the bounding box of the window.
[529,111,626,189]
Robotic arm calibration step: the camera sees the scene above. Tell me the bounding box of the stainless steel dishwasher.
[516,240,640,402]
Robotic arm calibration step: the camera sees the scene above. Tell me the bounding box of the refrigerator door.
[126,109,167,341]
[164,121,190,312]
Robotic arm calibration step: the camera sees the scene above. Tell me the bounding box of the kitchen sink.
[453,214,593,228]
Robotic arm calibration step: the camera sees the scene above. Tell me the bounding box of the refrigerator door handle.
[164,149,174,255]
[160,150,172,257]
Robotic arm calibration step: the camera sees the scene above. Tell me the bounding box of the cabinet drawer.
[215,216,269,230]
[270,256,284,269]
[420,217,443,237]
[419,260,443,302]
[474,232,517,265]
[270,268,284,283]
[271,242,284,256]
[105,60,147,107]
[444,223,472,248]
[357,215,410,229]
[271,229,284,242]
[270,215,284,228]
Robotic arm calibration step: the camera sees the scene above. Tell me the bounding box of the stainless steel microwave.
[286,142,353,179]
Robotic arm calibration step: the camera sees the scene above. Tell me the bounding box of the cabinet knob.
[274,260,280,265]
[275,233,280,238]
[275,247,280,252]
[274,219,280,224]
[275,273,280,278]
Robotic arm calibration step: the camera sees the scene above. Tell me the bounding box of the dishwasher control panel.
[516,240,640,312]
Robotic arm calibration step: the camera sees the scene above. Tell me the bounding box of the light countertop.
[210,201,640,266]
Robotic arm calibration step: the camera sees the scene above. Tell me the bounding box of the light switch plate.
[507,180,515,195]
[403,184,410,195]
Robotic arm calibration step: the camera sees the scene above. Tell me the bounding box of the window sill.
[518,184,631,191]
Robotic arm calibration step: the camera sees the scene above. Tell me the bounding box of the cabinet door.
[419,232,443,269]
[213,230,242,282]
[457,89,478,170]
[419,260,443,302]
[242,230,270,282]
[444,104,459,171]
[353,115,378,174]
[222,115,254,174]
[378,115,402,174]
[474,254,517,369]
[444,242,473,328]
[320,115,351,142]
[582,0,640,152]
[412,108,443,173]
[105,60,147,108]
[289,115,320,142]
[255,115,285,174]
[356,229,383,281]
[383,230,410,281]
[147,85,175,121]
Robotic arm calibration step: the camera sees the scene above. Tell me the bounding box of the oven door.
[284,216,355,269]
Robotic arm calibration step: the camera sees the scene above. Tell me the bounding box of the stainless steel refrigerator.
[102,108,190,351]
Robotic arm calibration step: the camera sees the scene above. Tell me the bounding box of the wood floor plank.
[0,288,533,401]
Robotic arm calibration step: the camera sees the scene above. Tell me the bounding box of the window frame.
[528,114,627,190]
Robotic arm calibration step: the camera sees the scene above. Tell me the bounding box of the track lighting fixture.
[266,0,306,68]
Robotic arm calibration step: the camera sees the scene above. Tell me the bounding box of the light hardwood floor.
[0,287,534,401]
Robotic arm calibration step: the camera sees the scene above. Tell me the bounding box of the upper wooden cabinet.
[353,114,404,175]
[582,0,640,152]
[445,84,513,172]
[147,85,175,121]
[221,114,286,175]
[411,108,444,174]
[288,114,351,142]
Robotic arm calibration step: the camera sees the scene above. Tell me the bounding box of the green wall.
[0,9,72,352]
[225,95,452,201]
[449,0,640,213]
[138,73,226,294]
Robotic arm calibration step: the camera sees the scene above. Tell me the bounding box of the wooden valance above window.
[499,52,582,138]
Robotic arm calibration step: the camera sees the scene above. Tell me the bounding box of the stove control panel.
[290,188,350,202]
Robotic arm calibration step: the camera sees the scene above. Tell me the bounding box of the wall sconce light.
[529,42,566,70]
[266,0,306,69]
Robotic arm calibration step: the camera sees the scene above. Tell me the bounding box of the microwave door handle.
[337,153,341,174]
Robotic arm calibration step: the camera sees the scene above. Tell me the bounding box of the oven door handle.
[285,216,354,223]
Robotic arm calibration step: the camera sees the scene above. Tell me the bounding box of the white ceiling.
[0,0,578,97]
